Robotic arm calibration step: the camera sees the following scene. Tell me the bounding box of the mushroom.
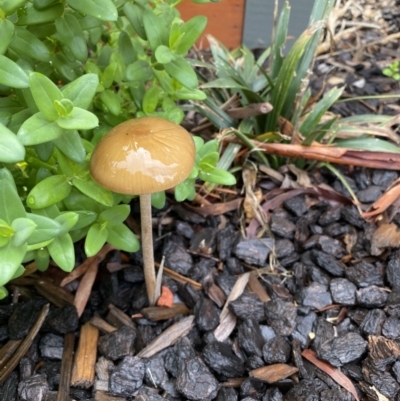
[90,116,195,305]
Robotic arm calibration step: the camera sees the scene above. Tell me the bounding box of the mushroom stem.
[140,193,157,306]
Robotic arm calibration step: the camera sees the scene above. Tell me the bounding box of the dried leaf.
[370,223,400,256]
[363,178,400,220]
[249,363,298,383]
[302,349,360,401]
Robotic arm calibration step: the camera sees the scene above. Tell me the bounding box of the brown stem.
[140,193,157,306]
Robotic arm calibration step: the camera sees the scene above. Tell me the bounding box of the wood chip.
[90,315,117,334]
[107,304,135,329]
[137,315,194,358]
[249,363,299,383]
[56,332,75,401]
[71,323,99,388]
[141,303,190,321]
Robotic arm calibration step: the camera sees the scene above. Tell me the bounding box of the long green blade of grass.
[266,20,324,132]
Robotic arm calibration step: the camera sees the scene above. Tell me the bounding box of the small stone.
[235,238,274,266]
[299,282,332,310]
[163,240,193,275]
[283,195,308,216]
[109,356,145,397]
[360,309,386,336]
[98,326,136,360]
[176,357,219,401]
[357,185,382,203]
[202,341,245,378]
[356,285,388,307]
[311,250,345,276]
[262,336,291,364]
[330,278,357,305]
[317,332,367,367]
[265,299,297,336]
[382,316,400,340]
[18,374,49,401]
[270,214,296,239]
[39,333,64,360]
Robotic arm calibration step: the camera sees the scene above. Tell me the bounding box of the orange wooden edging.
[177,0,245,49]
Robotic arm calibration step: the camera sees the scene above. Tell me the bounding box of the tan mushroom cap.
[90,117,196,195]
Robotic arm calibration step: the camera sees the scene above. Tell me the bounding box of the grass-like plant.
[194,0,400,173]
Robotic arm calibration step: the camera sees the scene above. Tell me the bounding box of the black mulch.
[3,2,400,401]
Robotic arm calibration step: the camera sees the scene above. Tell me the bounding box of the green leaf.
[107,223,139,252]
[164,57,198,90]
[142,9,168,51]
[0,219,14,238]
[125,60,153,82]
[174,16,207,55]
[33,0,60,10]
[55,14,88,62]
[66,0,117,22]
[35,247,50,271]
[62,74,99,109]
[27,175,72,209]
[1,0,26,15]
[154,45,175,64]
[54,99,74,117]
[29,72,63,121]
[300,87,344,139]
[123,2,146,39]
[53,130,86,163]
[0,55,29,88]
[0,241,27,287]
[142,86,161,114]
[151,191,166,209]
[16,3,64,25]
[9,27,51,62]
[56,107,99,130]
[85,222,108,256]
[47,233,75,272]
[199,151,219,171]
[335,137,400,153]
[27,212,63,244]
[199,168,236,185]
[100,90,121,116]
[98,204,130,225]
[0,123,25,163]
[17,112,64,145]
[71,210,98,230]
[0,18,15,55]
[11,217,37,247]
[118,31,136,65]
[72,176,114,207]
[174,179,196,202]
[54,211,79,235]
[0,177,26,224]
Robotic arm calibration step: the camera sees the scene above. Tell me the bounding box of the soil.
[2,1,400,401]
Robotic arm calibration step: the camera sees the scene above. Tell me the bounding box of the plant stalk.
[140,193,157,306]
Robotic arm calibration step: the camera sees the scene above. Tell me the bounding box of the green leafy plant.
[382,60,400,81]
[0,0,235,298]
[193,0,400,172]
